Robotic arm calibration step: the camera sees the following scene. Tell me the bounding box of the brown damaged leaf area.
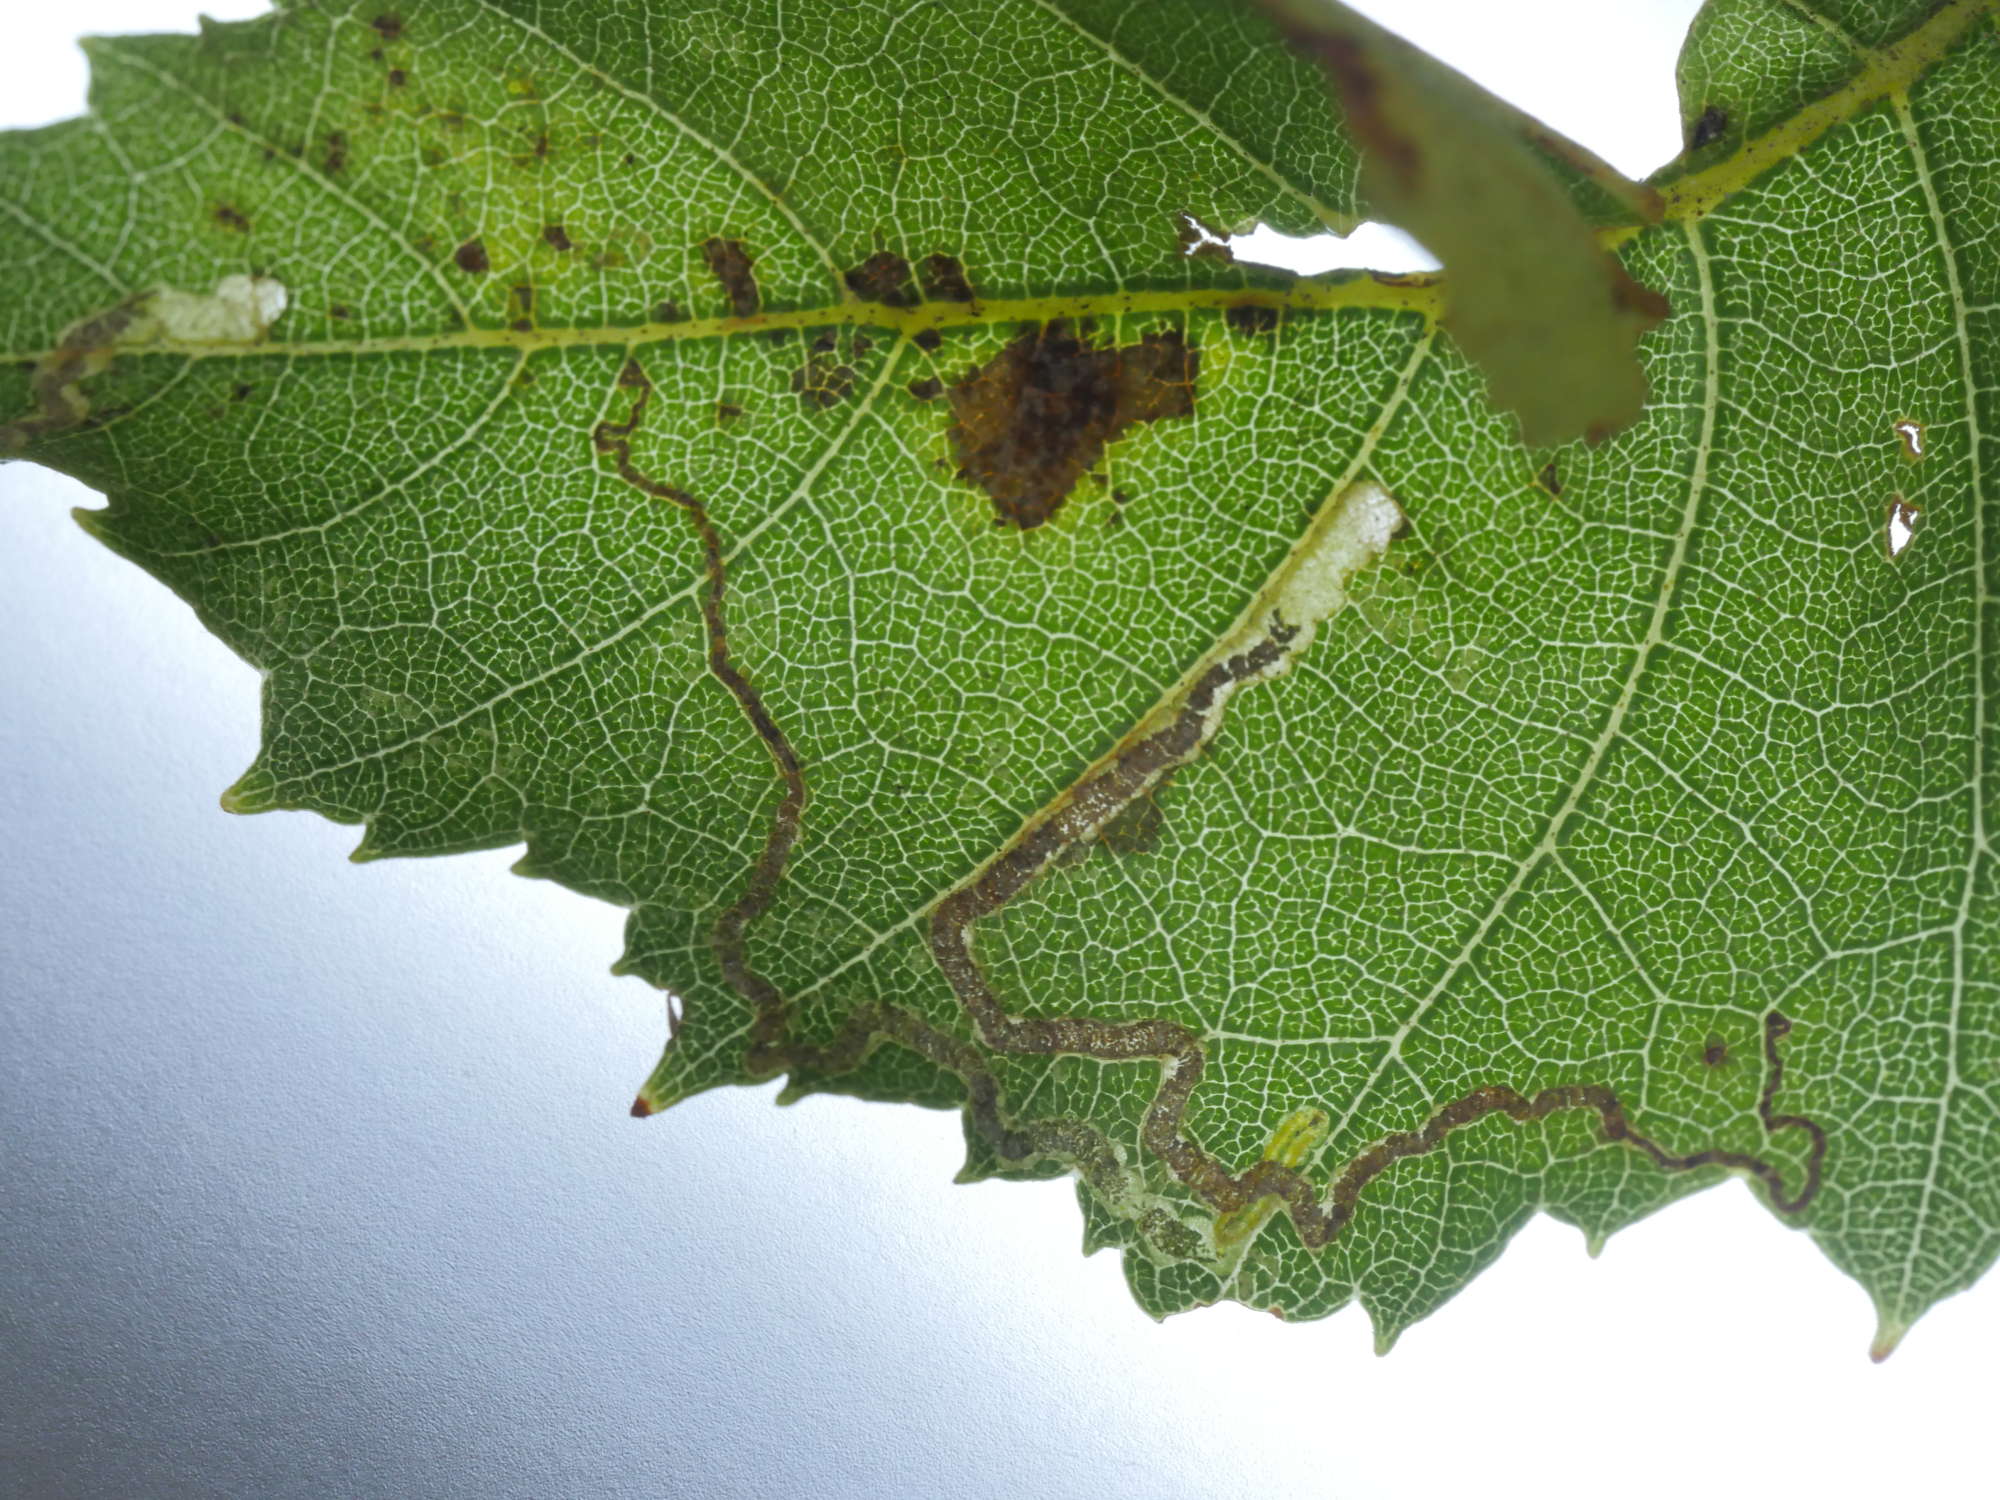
[947,323,1197,530]
[701,236,759,318]
[843,251,918,308]
[0,299,145,449]
[919,253,976,303]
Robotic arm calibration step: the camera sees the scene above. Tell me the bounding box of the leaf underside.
[3,0,1997,1354]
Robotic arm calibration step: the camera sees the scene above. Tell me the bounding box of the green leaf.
[3,0,1997,1355]
[1255,0,1671,446]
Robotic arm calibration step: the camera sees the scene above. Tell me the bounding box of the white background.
[2,4,1992,1496]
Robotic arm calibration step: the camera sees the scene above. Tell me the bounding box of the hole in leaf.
[1885,493,1923,560]
[1174,212,1439,277]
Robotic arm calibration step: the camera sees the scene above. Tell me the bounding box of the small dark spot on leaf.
[321,131,348,176]
[371,14,403,40]
[1537,461,1562,497]
[329,304,352,321]
[919,253,975,303]
[811,330,838,353]
[388,68,407,87]
[764,327,796,344]
[701,237,759,318]
[454,238,490,274]
[844,250,918,308]
[914,327,942,353]
[510,319,533,333]
[1702,1036,1728,1068]
[1112,489,1129,505]
[908,377,942,402]
[212,202,250,233]
[1689,104,1728,152]
[716,401,744,424]
[623,152,637,167]
[534,133,551,160]
[542,223,573,252]
[853,335,874,358]
[792,355,857,410]
[653,301,685,323]
[230,383,253,403]
[947,322,1198,530]
[1226,303,1279,337]
[369,47,384,63]
[618,357,646,388]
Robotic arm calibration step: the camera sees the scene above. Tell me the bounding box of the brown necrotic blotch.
[702,237,760,318]
[1225,303,1278,336]
[920,253,975,303]
[844,251,917,308]
[947,322,1197,530]
[793,335,857,410]
[453,238,489,274]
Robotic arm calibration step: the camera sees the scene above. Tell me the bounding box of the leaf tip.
[1869,1316,1910,1364]
[1369,1309,1402,1357]
[218,767,278,816]
[629,1092,657,1119]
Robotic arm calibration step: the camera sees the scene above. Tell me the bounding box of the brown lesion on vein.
[3,0,1985,390]
[0,277,1443,373]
